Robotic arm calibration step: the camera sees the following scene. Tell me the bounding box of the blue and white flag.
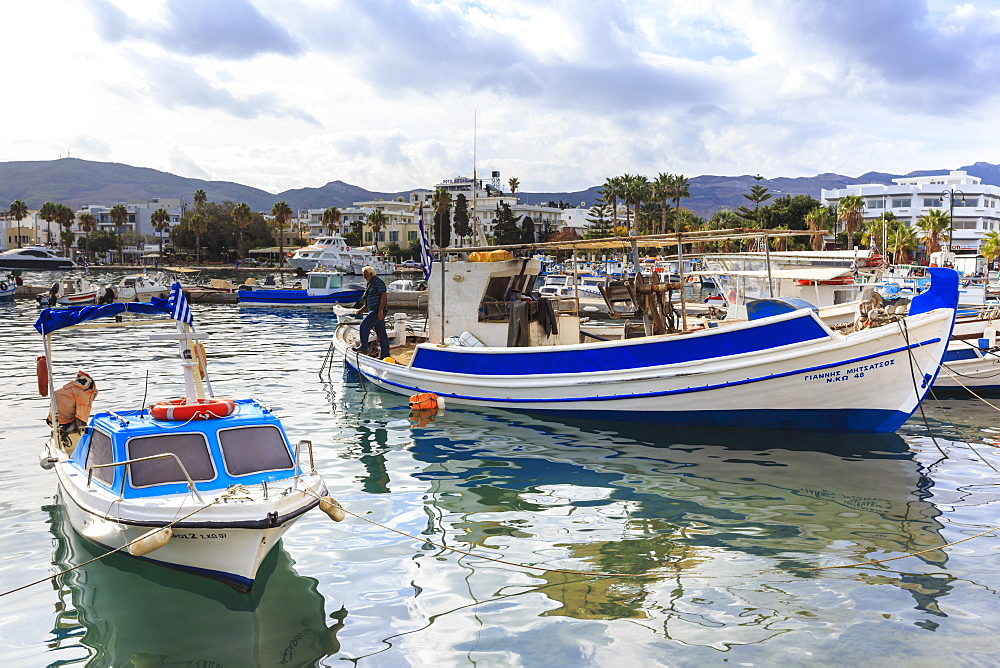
[418,202,433,281]
[168,281,194,326]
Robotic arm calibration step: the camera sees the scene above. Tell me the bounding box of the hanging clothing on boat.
[51,371,98,432]
[536,298,559,336]
[507,300,530,347]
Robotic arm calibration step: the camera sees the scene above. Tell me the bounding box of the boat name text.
[804,359,895,382]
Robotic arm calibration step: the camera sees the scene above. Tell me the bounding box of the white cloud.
[0,0,997,194]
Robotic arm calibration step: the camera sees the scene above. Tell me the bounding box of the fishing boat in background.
[35,275,101,307]
[113,273,171,302]
[333,245,959,433]
[238,267,364,308]
[35,286,335,591]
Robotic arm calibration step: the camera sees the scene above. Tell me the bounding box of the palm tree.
[600,175,626,232]
[837,195,865,247]
[232,203,253,261]
[271,201,292,266]
[889,224,918,264]
[430,187,452,247]
[804,207,833,252]
[667,174,691,234]
[77,212,96,262]
[190,213,208,264]
[56,204,75,259]
[916,209,950,257]
[622,174,649,235]
[109,204,128,264]
[322,206,341,237]
[39,201,58,246]
[508,177,519,194]
[9,199,28,248]
[151,208,171,258]
[194,189,207,209]
[981,230,1000,273]
[367,208,387,251]
[650,173,674,235]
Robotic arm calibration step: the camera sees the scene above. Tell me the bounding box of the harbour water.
[2,270,1000,665]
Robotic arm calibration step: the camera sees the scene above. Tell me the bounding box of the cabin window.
[85,430,115,486]
[308,275,328,290]
[484,276,511,301]
[127,433,215,487]
[218,426,293,476]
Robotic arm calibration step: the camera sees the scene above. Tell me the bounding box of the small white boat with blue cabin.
[35,287,336,591]
[333,247,959,432]
[238,267,365,308]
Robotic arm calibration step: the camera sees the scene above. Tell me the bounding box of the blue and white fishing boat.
[333,253,959,432]
[36,284,336,591]
[238,267,364,308]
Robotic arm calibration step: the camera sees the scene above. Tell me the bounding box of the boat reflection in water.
[399,408,952,643]
[46,499,346,666]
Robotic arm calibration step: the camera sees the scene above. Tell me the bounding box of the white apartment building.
[821,171,1000,253]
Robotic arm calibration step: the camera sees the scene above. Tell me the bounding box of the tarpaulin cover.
[34,299,173,335]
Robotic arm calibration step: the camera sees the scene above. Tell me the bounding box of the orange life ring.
[149,397,236,421]
[37,356,49,397]
[408,392,438,411]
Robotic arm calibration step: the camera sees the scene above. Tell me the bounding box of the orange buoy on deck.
[149,397,236,421]
[408,392,438,411]
[36,356,49,397]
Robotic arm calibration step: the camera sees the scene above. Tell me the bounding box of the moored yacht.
[0,246,75,270]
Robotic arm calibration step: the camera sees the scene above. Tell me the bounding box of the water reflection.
[350,397,952,640]
[46,499,345,666]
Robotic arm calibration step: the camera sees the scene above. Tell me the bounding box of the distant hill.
[0,157,996,218]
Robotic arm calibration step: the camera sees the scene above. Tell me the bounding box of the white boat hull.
[54,461,325,592]
[336,305,955,432]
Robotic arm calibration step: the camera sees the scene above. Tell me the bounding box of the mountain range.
[3,157,999,219]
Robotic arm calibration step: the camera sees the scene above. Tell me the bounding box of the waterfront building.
[821,171,1000,253]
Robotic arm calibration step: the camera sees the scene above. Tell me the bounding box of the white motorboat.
[333,249,959,433]
[35,287,336,591]
[288,234,393,274]
[36,275,100,306]
[113,273,171,302]
[0,246,75,270]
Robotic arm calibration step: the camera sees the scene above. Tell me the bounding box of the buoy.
[149,397,236,421]
[36,356,48,397]
[409,408,436,427]
[319,497,346,522]
[408,392,438,411]
[127,527,173,556]
[383,356,397,364]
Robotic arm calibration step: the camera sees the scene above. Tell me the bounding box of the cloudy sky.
[3,0,999,194]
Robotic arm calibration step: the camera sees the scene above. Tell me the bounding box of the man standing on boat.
[356,266,390,358]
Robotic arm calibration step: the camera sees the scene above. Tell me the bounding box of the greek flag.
[418,202,432,281]
[168,281,194,326]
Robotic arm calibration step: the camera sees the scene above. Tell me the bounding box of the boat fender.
[383,356,397,364]
[0,281,6,291]
[36,356,49,397]
[319,497,346,522]
[38,453,57,470]
[128,527,173,556]
[408,392,438,411]
[149,397,236,421]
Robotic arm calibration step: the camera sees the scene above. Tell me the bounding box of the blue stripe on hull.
[239,289,363,305]
[411,312,831,375]
[515,407,911,433]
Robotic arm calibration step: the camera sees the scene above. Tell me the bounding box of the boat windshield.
[218,426,293,475]
[127,433,216,487]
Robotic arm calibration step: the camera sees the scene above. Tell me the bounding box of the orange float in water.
[408,392,438,411]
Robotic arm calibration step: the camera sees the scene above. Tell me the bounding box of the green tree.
[584,205,614,239]
[431,187,452,248]
[980,229,1000,271]
[85,230,117,259]
[735,175,771,227]
[837,194,866,247]
[54,204,75,259]
[109,204,129,264]
[9,199,28,248]
[519,215,535,244]
[150,208,171,257]
[270,201,292,266]
[508,177,519,194]
[804,207,833,252]
[452,194,471,245]
[600,175,625,231]
[322,206,341,237]
[39,201,58,246]
[367,208,387,251]
[492,202,519,244]
[194,189,207,209]
[916,209,950,257]
[77,212,96,261]
[651,173,673,235]
[889,224,918,264]
[232,203,253,260]
[622,174,649,235]
[189,213,208,263]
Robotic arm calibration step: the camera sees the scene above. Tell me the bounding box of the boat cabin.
[71,400,300,498]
